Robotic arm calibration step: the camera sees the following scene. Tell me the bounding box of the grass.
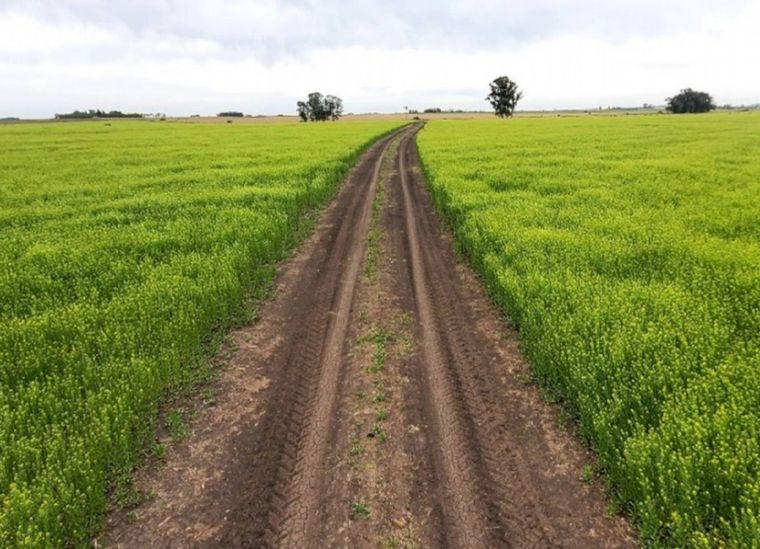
[369,423,387,442]
[111,472,143,510]
[0,118,402,547]
[364,328,395,374]
[365,134,397,280]
[350,501,370,518]
[350,442,364,457]
[417,112,760,547]
[164,410,189,443]
[373,387,387,403]
[581,464,594,484]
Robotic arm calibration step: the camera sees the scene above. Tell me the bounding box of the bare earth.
[103,125,634,548]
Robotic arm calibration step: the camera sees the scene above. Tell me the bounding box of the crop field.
[417,112,760,546]
[0,119,401,546]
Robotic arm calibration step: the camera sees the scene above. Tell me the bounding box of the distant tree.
[295,92,343,121]
[296,101,310,122]
[423,107,442,113]
[217,111,244,117]
[486,76,523,118]
[324,95,343,121]
[666,88,716,114]
[306,92,326,121]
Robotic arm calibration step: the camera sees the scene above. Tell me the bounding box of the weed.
[381,536,400,548]
[165,410,189,443]
[351,502,370,518]
[201,387,216,406]
[149,441,167,465]
[350,442,364,457]
[581,465,594,483]
[112,472,142,510]
[516,372,533,386]
[369,423,387,442]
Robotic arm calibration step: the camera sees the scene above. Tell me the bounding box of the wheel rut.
[104,124,634,548]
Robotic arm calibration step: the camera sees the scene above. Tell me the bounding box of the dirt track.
[105,125,633,548]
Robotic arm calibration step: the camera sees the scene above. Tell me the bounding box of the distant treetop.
[487,76,523,118]
[296,92,343,122]
[666,88,716,114]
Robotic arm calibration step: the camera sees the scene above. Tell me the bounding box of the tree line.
[50,84,721,123]
[55,83,719,123]
[55,109,143,119]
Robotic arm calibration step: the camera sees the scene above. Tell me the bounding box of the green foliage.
[417,112,760,547]
[54,109,143,119]
[486,75,523,118]
[296,92,343,122]
[666,88,716,114]
[350,501,370,518]
[164,410,188,443]
[0,119,401,546]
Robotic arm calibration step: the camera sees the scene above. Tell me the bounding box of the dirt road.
[105,125,633,548]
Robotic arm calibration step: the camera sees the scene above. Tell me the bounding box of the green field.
[417,112,760,546]
[0,119,401,546]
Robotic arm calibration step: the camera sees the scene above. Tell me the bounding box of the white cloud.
[0,0,758,117]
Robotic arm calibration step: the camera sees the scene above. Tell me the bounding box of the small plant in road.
[351,501,370,518]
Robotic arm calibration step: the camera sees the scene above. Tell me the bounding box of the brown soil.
[103,125,634,548]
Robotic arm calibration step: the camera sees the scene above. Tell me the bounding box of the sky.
[1,0,759,118]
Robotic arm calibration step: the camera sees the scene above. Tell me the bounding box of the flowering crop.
[417,113,760,547]
[0,119,401,546]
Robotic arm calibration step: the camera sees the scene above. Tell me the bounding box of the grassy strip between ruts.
[416,112,760,547]
[0,119,404,547]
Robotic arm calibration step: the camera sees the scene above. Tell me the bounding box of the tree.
[295,92,343,121]
[296,101,310,122]
[486,76,523,118]
[306,92,326,121]
[666,88,716,114]
[324,95,343,121]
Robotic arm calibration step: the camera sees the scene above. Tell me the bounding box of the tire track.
[268,130,405,548]
[216,133,398,547]
[395,129,507,547]
[105,123,633,549]
[395,130,633,548]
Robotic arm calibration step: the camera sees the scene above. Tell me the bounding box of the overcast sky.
[1,0,759,118]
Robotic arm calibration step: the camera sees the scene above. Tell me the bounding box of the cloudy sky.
[1,0,759,118]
